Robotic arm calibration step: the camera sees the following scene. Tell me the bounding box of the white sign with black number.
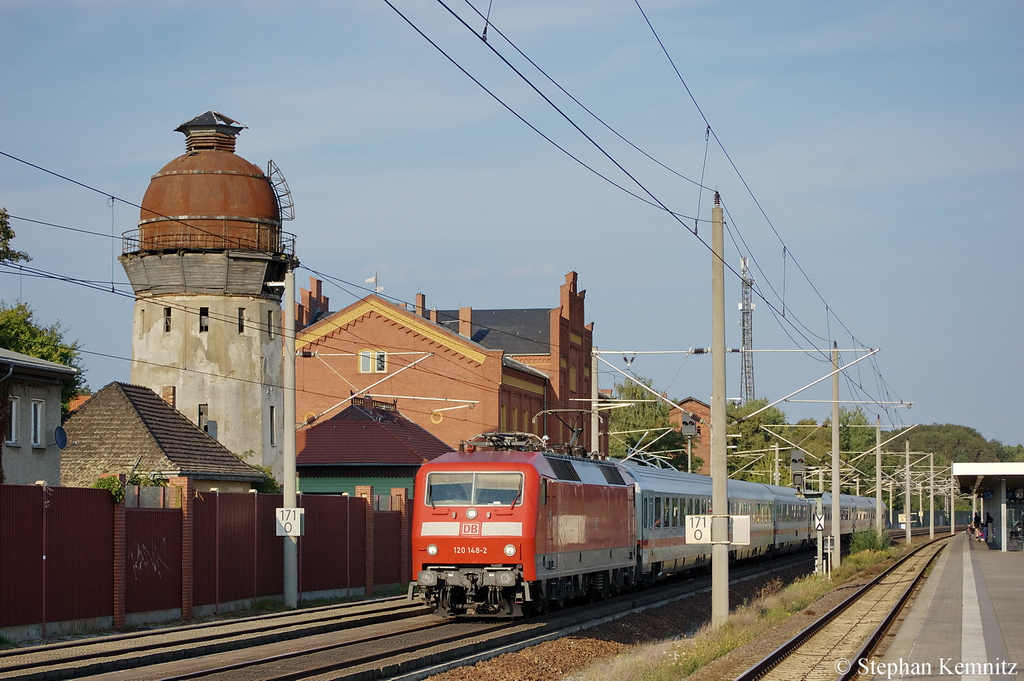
[685,515,751,545]
[276,507,305,537]
[686,514,711,544]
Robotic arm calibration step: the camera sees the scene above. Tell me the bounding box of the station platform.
[870,532,1022,680]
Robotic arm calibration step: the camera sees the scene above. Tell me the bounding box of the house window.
[269,405,276,446]
[569,365,577,393]
[6,397,18,443]
[500,403,507,431]
[164,307,172,333]
[267,310,275,340]
[238,308,246,334]
[358,350,387,373]
[30,400,43,447]
[199,404,209,433]
[199,307,209,333]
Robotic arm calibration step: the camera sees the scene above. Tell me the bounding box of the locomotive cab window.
[425,471,523,506]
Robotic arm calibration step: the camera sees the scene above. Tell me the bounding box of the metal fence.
[0,485,407,641]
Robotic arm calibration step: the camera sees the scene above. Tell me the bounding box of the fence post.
[168,477,194,619]
[391,487,410,585]
[111,474,127,629]
[356,485,374,595]
[113,500,125,629]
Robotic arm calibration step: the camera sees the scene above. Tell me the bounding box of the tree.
[0,209,31,265]
[727,398,788,482]
[0,302,86,413]
[606,377,687,466]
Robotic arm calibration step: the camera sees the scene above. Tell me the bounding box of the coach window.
[663,497,670,528]
[671,498,679,527]
[642,497,648,528]
[654,497,662,527]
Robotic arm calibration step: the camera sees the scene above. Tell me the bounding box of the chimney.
[415,293,426,318]
[175,110,244,153]
[430,308,438,323]
[161,385,176,408]
[459,307,473,338]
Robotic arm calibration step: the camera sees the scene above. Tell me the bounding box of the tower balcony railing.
[122,225,296,258]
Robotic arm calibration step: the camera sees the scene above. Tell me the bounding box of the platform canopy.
[952,462,1024,500]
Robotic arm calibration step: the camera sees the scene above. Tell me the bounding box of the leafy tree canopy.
[607,377,687,466]
[0,209,31,265]
[0,301,86,413]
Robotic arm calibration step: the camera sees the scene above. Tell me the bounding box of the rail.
[733,534,949,681]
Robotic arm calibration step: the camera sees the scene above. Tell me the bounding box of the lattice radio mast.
[739,257,756,403]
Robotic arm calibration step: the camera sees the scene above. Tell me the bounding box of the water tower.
[120,111,297,477]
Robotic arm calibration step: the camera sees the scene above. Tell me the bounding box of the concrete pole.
[591,346,600,455]
[875,417,883,533]
[950,469,956,536]
[905,440,911,545]
[888,481,893,528]
[929,453,934,540]
[710,193,729,628]
[774,442,780,486]
[918,478,923,529]
[831,344,841,572]
[283,268,298,608]
[1000,478,1007,552]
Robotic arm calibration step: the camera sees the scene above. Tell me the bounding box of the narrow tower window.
[267,310,275,340]
[164,307,172,333]
[238,308,245,334]
[269,405,276,446]
[199,307,209,333]
[199,404,209,433]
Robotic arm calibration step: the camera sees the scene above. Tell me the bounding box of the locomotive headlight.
[427,544,439,556]
[503,544,517,557]
[466,508,478,520]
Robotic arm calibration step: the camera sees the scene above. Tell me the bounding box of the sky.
[1,1,1022,447]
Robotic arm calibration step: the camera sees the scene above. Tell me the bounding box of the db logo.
[461,523,481,536]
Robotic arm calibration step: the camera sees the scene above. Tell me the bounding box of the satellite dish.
[54,426,68,449]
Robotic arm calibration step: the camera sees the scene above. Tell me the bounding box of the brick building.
[296,397,451,498]
[670,396,711,475]
[294,272,596,452]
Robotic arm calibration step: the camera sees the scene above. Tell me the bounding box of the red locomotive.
[410,432,878,616]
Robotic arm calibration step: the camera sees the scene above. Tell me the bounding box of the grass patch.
[574,547,898,680]
[849,529,892,553]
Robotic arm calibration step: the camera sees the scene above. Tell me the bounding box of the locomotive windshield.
[425,472,523,506]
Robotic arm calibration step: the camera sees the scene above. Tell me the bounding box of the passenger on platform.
[985,513,993,542]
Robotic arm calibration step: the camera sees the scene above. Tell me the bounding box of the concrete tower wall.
[130,295,284,478]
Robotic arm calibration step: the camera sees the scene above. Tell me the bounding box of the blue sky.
[2,1,1022,447]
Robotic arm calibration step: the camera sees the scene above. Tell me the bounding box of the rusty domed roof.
[135,111,282,253]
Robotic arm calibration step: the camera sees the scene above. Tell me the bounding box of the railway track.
[3,531,952,681]
[733,535,950,681]
[0,597,431,681]
[0,552,814,681]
